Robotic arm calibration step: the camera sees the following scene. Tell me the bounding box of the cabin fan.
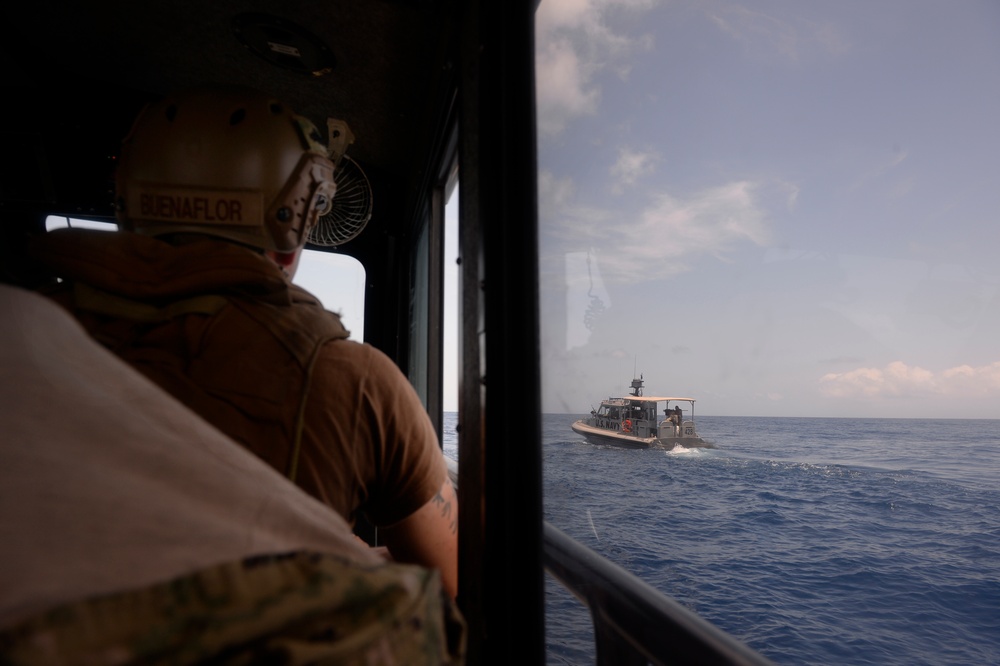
[308,119,373,247]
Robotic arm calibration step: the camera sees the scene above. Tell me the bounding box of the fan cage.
[309,155,373,247]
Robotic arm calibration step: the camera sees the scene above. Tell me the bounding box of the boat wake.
[665,444,709,456]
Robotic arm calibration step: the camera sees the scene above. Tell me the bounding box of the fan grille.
[308,155,372,247]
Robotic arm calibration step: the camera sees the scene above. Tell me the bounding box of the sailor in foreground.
[29,87,457,598]
[0,283,464,663]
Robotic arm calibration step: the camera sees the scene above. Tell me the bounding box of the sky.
[531,0,1000,418]
[296,251,366,341]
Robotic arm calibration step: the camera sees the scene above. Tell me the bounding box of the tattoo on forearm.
[432,489,458,535]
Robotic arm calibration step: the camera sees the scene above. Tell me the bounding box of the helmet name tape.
[116,88,338,251]
[131,186,262,227]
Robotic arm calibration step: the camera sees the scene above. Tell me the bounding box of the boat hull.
[571,419,710,449]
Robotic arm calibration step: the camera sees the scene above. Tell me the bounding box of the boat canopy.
[618,396,696,403]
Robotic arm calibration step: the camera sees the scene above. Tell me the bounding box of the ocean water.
[443,414,1000,665]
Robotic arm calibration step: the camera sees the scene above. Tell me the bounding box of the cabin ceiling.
[0,0,457,228]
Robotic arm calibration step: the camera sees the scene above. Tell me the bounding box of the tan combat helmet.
[115,87,336,252]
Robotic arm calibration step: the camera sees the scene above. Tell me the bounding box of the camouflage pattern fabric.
[0,551,465,665]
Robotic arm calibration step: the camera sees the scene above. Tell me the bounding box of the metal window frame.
[457,1,546,664]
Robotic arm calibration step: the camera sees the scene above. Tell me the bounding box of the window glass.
[537,3,999,418]
[443,189,459,460]
[409,221,431,400]
[45,216,118,232]
[536,1,1000,664]
[295,250,366,342]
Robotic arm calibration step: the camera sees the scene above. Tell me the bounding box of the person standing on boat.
[28,87,458,599]
[673,405,684,435]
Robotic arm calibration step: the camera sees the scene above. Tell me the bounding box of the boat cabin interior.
[1,1,772,664]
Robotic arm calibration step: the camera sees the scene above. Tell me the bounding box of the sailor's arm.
[337,343,459,598]
[380,475,459,598]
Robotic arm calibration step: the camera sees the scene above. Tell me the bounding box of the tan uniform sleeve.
[301,341,446,528]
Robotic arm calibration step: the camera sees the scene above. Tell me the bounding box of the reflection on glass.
[536,2,1000,664]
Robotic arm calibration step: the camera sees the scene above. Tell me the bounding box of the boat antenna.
[628,356,644,396]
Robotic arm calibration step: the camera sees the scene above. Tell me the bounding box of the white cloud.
[706,3,850,63]
[819,361,1000,399]
[848,147,911,194]
[610,148,658,193]
[942,363,1000,391]
[545,179,771,284]
[708,5,800,61]
[538,169,578,223]
[536,38,600,136]
[535,0,656,136]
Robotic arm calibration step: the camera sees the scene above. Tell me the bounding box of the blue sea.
[443,414,1000,665]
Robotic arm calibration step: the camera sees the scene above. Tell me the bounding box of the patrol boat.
[571,376,709,449]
